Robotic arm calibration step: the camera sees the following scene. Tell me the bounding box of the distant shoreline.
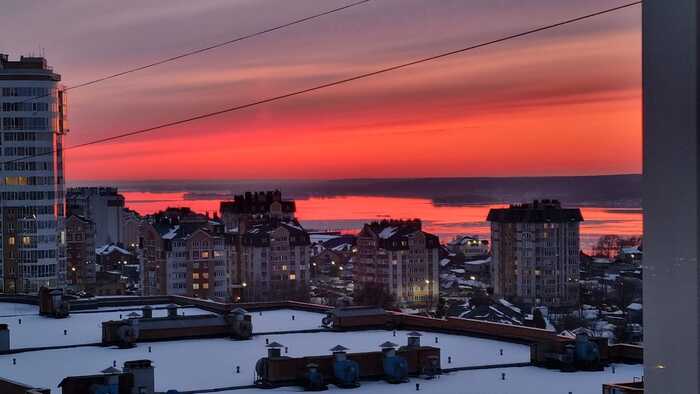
[80,174,642,209]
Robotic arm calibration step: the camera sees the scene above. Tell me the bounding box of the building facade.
[139,208,230,300]
[220,190,295,233]
[355,219,440,307]
[446,235,490,258]
[239,218,311,301]
[0,54,67,293]
[66,187,125,246]
[488,200,583,309]
[65,214,96,290]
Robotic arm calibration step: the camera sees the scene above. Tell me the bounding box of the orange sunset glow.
[2,0,640,181]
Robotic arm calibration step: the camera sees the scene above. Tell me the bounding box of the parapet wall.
[0,377,50,394]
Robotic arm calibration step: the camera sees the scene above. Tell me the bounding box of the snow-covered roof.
[162,225,180,240]
[1,327,531,392]
[378,226,398,239]
[620,246,641,255]
[0,300,642,394]
[95,244,131,256]
[465,257,491,266]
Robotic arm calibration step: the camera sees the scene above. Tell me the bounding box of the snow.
[162,225,180,240]
[439,258,450,267]
[498,299,521,314]
[626,303,643,311]
[0,307,325,349]
[309,234,342,244]
[1,306,212,348]
[0,302,38,317]
[378,227,398,239]
[249,309,325,333]
[620,247,641,255]
[224,364,643,394]
[95,244,131,256]
[465,257,491,265]
[0,330,531,392]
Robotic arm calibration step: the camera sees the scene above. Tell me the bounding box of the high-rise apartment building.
[355,219,440,307]
[488,200,583,309]
[66,187,125,246]
[0,54,67,293]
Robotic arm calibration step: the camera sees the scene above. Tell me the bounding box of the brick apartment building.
[65,214,96,290]
[238,218,311,301]
[139,208,230,300]
[355,219,440,307]
[219,191,311,302]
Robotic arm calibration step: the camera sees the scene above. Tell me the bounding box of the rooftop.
[0,300,642,394]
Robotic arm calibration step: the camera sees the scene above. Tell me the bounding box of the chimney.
[330,345,349,361]
[380,341,398,357]
[406,332,422,348]
[142,305,153,319]
[267,342,284,358]
[123,360,154,394]
[0,324,9,352]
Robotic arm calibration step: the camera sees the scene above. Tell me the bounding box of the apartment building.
[488,199,583,309]
[139,208,230,300]
[446,235,490,258]
[238,218,311,301]
[220,190,295,233]
[65,214,96,290]
[66,187,125,246]
[355,219,440,307]
[0,54,67,293]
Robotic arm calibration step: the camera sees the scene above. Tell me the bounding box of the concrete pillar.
[643,1,699,393]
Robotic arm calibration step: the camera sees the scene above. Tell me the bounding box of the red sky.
[1,0,641,181]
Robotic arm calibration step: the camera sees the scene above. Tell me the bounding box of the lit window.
[21,236,31,246]
[289,274,296,280]
[193,273,200,279]
[8,237,15,246]
[192,283,200,290]
[201,251,209,258]
[282,265,288,271]
[203,283,209,289]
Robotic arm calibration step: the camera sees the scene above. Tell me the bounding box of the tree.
[353,283,396,310]
[531,308,547,330]
[435,297,447,318]
[592,235,643,259]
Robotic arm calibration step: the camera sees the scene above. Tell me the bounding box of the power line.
[16,0,372,104]
[3,1,641,166]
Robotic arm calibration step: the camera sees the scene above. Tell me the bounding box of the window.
[289,273,296,280]
[192,283,200,290]
[192,273,200,279]
[201,251,209,258]
[8,237,15,246]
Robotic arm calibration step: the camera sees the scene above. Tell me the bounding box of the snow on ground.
[0,305,324,349]
[251,309,325,333]
[0,330,530,392]
[0,302,37,317]
[1,306,211,348]
[224,364,643,394]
